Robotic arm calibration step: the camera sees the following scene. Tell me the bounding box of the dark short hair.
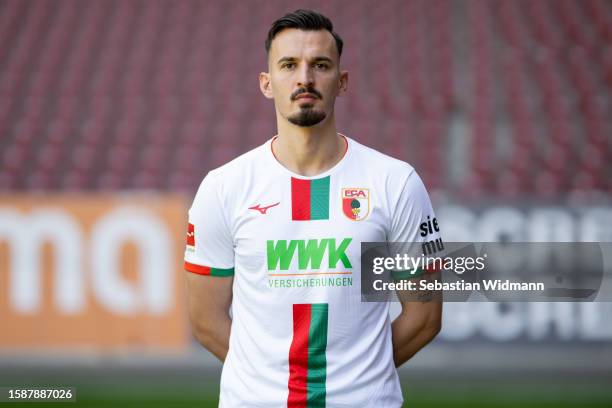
[265,9,343,58]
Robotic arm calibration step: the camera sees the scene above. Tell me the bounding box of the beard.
[287,105,326,127]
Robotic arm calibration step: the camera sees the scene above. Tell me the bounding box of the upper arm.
[186,273,233,330]
[391,168,443,325]
[184,171,235,325]
[184,171,235,276]
[398,269,442,329]
[388,168,439,243]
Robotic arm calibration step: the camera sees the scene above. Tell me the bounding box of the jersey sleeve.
[388,168,442,279]
[184,171,235,277]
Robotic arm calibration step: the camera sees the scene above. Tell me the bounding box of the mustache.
[291,87,322,100]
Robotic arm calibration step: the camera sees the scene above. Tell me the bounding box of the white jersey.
[185,135,439,408]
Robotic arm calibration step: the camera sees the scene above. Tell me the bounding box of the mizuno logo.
[249,202,280,214]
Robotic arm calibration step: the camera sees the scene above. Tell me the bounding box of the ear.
[337,70,348,97]
[259,72,274,99]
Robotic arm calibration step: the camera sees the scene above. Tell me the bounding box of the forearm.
[193,315,232,362]
[391,310,441,367]
[186,273,234,362]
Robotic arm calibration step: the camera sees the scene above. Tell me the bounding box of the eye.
[281,63,295,69]
[315,63,329,70]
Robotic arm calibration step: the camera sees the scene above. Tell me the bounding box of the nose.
[296,64,314,88]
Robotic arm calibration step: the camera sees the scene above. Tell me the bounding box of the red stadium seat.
[0,0,608,197]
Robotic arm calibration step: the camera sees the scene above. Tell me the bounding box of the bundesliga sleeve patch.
[342,188,370,221]
[186,222,195,250]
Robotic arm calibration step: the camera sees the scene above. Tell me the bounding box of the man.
[185,9,442,407]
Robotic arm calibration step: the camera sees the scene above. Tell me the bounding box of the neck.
[273,112,346,177]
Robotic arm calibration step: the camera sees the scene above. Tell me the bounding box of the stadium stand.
[0,0,609,197]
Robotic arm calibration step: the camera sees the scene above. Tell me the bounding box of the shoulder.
[190,141,270,210]
[348,137,418,185]
[207,142,268,181]
[193,140,270,199]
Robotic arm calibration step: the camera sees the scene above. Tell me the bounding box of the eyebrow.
[277,56,334,65]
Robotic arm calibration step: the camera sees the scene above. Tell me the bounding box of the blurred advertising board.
[1,196,611,352]
[435,204,612,343]
[0,194,189,350]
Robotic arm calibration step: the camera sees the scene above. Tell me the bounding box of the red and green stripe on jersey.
[288,303,328,408]
[184,261,234,277]
[292,176,330,221]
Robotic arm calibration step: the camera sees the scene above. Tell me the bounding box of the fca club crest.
[342,188,370,221]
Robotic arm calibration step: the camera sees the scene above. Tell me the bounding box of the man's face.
[260,28,348,127]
